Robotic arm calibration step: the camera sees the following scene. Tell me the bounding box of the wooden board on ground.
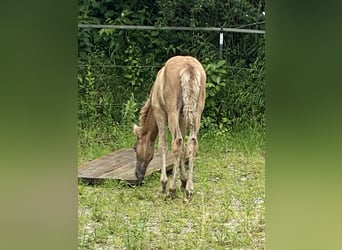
[78,148,177,185]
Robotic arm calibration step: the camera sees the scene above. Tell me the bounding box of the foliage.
[202,55,265,132]
[121,93,138,126]
[78,64,114,130]
[78,0,265,152]
[202,59,230,132]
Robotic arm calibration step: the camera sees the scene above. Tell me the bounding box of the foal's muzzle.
[135,170,145,181]
[135,164,146,185]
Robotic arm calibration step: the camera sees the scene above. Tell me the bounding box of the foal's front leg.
[154,109,168,193]
[159,127,168,193]
[169,137,183,196]
[168,112,183,197]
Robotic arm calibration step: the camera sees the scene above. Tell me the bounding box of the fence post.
[219,27,224,59]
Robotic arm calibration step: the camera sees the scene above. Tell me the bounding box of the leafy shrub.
[77,0,265,142]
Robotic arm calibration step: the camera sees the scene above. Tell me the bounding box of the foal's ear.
[133,124,142,136]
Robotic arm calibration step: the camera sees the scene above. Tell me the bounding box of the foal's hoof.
[165,192,174,200]
[185,190,193,200]
[168,188,176,199]
[160,181,167,193]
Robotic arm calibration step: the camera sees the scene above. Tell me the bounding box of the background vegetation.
[78,0,265,159]
[78,0,265,249]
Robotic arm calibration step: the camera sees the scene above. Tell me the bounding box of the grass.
[78,128,265,249]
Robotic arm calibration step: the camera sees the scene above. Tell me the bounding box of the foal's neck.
[142,106,158,143]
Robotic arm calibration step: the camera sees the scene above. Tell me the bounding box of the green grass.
[78,129,265,249]
[78,125,136,165]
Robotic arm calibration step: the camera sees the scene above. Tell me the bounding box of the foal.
[133,56,206,198]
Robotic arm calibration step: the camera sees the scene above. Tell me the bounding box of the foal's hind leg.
[179,116,188,191]
[185,135,198,198]
[185,115,200,198]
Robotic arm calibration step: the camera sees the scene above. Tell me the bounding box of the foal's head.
[133,125,154,183]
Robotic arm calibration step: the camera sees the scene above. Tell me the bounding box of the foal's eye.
[133,144,137,152]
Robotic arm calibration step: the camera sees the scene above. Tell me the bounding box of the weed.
[121,93,138,126]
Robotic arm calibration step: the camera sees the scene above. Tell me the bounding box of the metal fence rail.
[78,24,265,34]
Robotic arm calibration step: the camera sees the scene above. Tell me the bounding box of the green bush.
[202,56,265,132]
[77,0,265,147]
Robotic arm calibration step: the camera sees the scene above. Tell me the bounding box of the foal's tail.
[180,66,201,126]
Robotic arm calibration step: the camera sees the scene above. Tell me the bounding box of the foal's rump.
[153,56,206,123]
[179,62,202,126]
